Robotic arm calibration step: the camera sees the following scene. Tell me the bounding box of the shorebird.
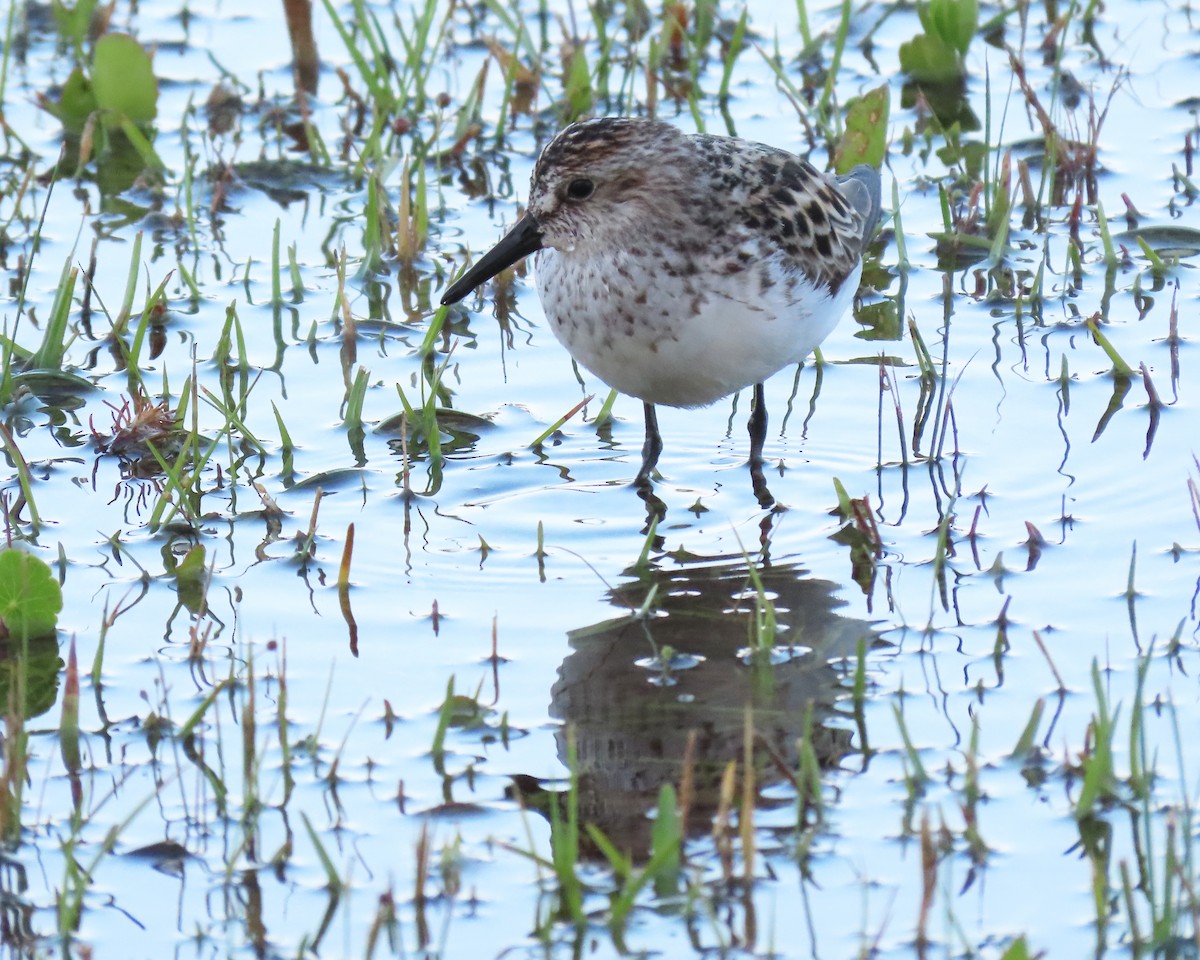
[441,117,882,505]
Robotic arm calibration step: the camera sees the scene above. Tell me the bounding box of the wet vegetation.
[0,0,1197,957]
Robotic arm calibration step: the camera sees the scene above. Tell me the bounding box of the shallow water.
[0,0,1198,957]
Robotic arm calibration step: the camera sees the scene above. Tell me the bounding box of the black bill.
[440,215,544,305]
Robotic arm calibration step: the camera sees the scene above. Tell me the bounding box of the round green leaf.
[92,33,158,123]
[0,550,63,642]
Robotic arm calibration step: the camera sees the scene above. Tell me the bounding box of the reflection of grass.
[0,423,42,534]
[880,633,1200,959]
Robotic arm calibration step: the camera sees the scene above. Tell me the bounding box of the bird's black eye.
[566,178,594,201]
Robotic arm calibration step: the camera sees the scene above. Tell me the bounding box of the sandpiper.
[441,117,882,502]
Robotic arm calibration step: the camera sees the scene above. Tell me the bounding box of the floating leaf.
[854,300,902,341]
[1113,225,1200,258]
[899,33,964,84]
[92,33,158,124]
[13,369,95,397]
[174,545,208,615]
[41,66,96,135]
[0,551,63,642]
[51,0,100,50]
[918,0,978,56]
[38,32,163,179]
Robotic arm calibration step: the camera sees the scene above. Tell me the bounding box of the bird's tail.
[836,165,884,245]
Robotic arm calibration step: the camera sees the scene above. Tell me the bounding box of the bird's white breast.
[535,246,858,409]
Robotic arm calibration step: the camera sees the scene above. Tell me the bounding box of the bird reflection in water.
[511,553,876,857]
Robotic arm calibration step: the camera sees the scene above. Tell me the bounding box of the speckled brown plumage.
[440,117,882,493]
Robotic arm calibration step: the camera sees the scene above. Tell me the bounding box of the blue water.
[0,0,1197,956]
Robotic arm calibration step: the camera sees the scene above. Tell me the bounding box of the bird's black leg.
[748,383,767,465]
[635,402,663,486]
[748,383,775,509]
[634,401,667,522]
